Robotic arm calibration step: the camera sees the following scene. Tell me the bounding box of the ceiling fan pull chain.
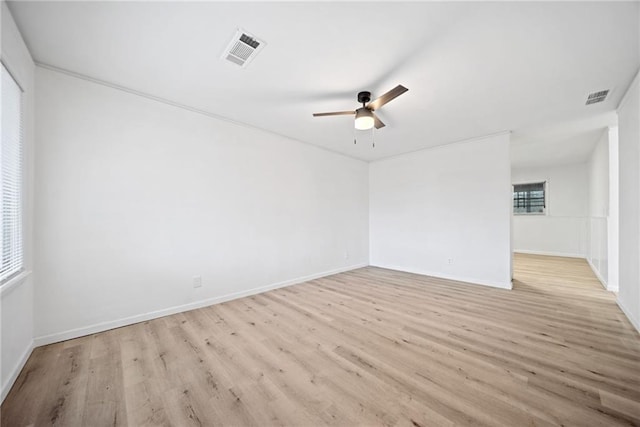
[372,127,375,148]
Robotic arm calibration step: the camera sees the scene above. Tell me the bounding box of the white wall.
[617,69,640,332]
[607,126,619,292]
[34,67,369,343]
[512,163,589,258]
[0,2,35,401]
[370,133,512,289]
[587,131,609,287]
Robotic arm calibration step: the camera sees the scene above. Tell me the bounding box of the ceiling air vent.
[221,29,265,68]
[585,90,609,105]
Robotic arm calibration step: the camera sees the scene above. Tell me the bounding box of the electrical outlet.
[344,250,350,260]
[193,275,202,288]
[447,258,453,265]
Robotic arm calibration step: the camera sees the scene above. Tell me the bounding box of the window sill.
[0,270,32,298]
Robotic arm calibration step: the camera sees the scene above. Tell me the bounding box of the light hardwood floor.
[2,254,639,426]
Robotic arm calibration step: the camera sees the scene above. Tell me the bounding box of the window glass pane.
[513,182,545,214]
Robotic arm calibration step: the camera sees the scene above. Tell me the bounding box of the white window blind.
[1,64,24,283]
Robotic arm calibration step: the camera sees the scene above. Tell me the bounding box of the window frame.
[1,61,25,286]
[512,181,547,216]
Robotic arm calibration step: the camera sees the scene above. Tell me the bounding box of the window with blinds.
[1,64,24,284]
[513,182,546,214]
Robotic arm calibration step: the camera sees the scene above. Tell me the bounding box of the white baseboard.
[586,258,609,290]
[370,263,512,290]
[33,263,368,347]
[617,297,640,334]
[514,249,586,259]
[1,340,34,403]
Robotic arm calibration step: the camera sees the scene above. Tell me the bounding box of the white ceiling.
[7,1,640,162]
[511,112,617,169]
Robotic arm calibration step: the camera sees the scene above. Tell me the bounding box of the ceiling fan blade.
[373,113,386,129]
[367,85,409,111]
[312,111,355,117]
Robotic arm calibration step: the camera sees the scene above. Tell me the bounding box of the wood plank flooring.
[2,253,639,426]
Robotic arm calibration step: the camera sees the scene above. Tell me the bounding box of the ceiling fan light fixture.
[355,108,374,130]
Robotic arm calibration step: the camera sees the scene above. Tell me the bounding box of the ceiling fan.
[313,85,409,130]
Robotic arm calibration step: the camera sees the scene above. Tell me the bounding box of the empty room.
[1,1,639,426]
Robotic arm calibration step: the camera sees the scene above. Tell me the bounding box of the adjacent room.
[1,1,639,425]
